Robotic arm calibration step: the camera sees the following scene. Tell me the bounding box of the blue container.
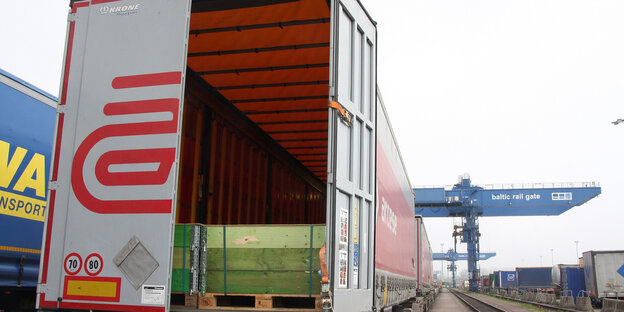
[498,271,517,288]
[516,267,552,289]
[494,271,501,288]
[561,267,585,303]
[0,69,57,288]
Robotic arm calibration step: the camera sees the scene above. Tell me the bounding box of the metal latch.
[329,101,352,127]
[321,283,332,311]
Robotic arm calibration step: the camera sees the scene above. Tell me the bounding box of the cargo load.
[202,224,324,295]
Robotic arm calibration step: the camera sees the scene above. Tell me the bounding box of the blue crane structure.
[434,249,496,288]
[414,175,601,291]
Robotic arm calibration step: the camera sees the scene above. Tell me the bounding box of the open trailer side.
[37,1,431,311]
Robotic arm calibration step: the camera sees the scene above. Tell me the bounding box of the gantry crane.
[414,174,601,291]
[434,249,496,288]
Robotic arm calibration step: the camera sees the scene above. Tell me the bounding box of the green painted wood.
[202,225,325,295]
[172,224,192,292]
[204,225,325,249]
[174,224,196,246]
[171,268,190,292]
[204,270,322,295]
[174,224,325,294]
[204,248,321,271]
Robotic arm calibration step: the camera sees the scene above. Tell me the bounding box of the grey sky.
[2,1,622,279]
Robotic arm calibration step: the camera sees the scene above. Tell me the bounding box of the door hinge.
[68,12,78,22]
[57,105,69,114]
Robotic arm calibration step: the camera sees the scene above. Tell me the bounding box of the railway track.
[448,289,505,312]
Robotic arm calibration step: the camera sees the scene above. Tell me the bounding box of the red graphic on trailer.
[374,140,417,278]
[71,72,181,214]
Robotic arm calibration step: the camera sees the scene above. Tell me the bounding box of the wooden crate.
[202,224,325,296]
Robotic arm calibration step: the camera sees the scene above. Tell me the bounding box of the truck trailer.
[583,250,624,303]
[516,267,553,291]
[36,1,435,311]
[0,69,57,310]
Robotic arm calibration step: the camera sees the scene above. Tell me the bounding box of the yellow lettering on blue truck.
[0,140,27,188]
[13,152,45,197]
[0,190,46,221]
[0,139,47,221]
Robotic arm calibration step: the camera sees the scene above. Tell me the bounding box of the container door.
[327,0,376,311]
[37,1,191,311]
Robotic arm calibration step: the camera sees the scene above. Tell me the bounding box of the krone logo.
[99,4,140,15]
[71,72,182,214]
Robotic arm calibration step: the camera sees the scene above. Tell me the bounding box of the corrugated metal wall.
[176,75,326,225]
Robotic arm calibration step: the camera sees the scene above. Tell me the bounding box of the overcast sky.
[2,1,623,280]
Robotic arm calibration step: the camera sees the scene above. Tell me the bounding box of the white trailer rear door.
[38,1,191,311]
[327,0,376,310]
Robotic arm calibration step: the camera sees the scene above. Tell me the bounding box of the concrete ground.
[428,288,473,312]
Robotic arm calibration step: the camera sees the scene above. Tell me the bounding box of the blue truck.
[0,69,57,310]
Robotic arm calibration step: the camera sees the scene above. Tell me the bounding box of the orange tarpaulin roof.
[189,0,331,181]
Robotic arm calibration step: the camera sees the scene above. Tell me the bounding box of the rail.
[448,289,505,312]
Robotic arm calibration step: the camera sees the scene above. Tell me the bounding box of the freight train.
[0,69,57,311]
[36,1,435,312]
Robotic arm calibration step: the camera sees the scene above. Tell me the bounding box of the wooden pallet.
[198,293,321,310]
[170,292,199,309]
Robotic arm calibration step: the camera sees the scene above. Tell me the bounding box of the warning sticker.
[340,209,349,245]
[141,285,165,305]
[339,251,348,288]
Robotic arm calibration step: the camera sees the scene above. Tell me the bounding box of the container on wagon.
[516,267,552,290]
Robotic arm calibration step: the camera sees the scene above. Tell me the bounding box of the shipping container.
[516,267,552,290]
[479,275,491,290]
[493,271,500,288]
[563,267,585,303]
[0,69,57,309]
[36,1,434,312]
[496,271,517,289]
[552,264,585,302]
[583,250,624,301]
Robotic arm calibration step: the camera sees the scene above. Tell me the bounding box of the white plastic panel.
[37,1,191,311]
